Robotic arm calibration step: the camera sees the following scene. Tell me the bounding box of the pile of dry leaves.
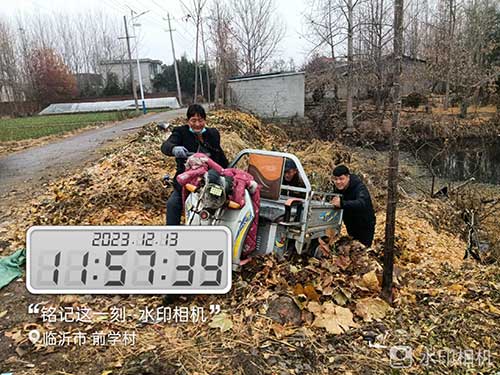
[1,109,498,374]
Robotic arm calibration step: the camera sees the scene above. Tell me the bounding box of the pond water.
[418,139,500,184]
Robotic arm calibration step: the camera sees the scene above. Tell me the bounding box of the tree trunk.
[381,0,403,303]
[443,0,456,110]
[346,0,354,131]
[459,98,468,118]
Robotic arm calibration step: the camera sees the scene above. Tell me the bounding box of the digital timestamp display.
[26,226,232,294]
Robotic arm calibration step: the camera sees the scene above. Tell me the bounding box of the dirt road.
[0,108,185,203]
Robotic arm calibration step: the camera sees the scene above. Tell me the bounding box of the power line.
[106,0,129,13]
[133,0,197,46]
[103,0,197,63]
[149,0,169,13]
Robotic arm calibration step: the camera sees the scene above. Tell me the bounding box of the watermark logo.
[388,345,492,369]
[389,345,413,368]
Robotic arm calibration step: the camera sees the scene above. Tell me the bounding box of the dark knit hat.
[284,159,297,171]
[332,165,350,176]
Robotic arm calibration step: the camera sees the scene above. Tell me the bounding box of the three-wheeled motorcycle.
[182,149,343,270]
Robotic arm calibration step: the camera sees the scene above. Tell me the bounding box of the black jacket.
[161,125,229,190]
[334,174,376,230]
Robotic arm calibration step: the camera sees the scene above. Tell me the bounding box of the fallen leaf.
[59,295,79,304]
[304,285,320,302]
[293,284,305,296]
[355,298,391,321]
[361,271,380,292]
[0,310,8,319]
[487,302,500,315]
[322,275,334,289]
[332,290,349,306]
[335,255,351,270]
[311,302,358,334]
[318,237,331,257]
[306,301,322,315]
[446,283,465,295]
[353,278,370,292]
[339,287,352,299]
[322,286,335,296]
[208,312,233,332]
[271,324,297,339]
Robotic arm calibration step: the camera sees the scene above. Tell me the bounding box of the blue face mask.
[189,127,206,135]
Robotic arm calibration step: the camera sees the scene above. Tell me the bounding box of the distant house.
[0,84,15,102]
[227,71,305,118]
[306,55,429,102]
[99,58,162,94]
[75,73,103,97]
[0,81,36,116]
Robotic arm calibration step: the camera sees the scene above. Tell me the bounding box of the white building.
[0,85,15,102]
[99,58,162,94]
[227,72,305,118]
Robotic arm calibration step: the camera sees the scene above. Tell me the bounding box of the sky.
[2,0,315,69]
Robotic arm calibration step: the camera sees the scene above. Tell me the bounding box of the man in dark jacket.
[161,104,229,225]
[331,165,376,247]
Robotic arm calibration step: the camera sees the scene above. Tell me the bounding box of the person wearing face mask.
[330,165,376,247]
[161,104,229,225]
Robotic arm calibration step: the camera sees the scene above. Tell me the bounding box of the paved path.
[0,109,185,197]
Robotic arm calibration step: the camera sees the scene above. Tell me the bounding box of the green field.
[0,111,142,142]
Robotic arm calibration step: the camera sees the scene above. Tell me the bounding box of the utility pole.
[166,13,183,106]
[194,14,200,102]
[200,19,211,105]
[120,15,139,111]
[199,61,204,98]
[131,9,148,114]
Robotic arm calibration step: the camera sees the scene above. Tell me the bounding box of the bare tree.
[303,0,344,59]
[304,0,362,131]
[0,19,24,114]
[450,0,499,116]
[181,0,208,102]
[208,1,240,105]
[358,0,394,111]
[422,0,498,114]
[344,0,359,131]
[16,10,123,76]
[443,0,458,109]
[382,0,403,303]
[303,0,344,101]
[230,0,285,74]
[269,58,297,72]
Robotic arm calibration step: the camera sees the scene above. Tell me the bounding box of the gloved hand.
[172,146,189,158]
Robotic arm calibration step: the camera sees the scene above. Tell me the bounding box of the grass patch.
[0,111,141,142]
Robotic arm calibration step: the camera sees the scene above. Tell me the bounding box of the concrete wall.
[228,72,305,118]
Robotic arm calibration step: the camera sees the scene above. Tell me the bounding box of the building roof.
[228,71,305,82]
[100,58,162,66]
